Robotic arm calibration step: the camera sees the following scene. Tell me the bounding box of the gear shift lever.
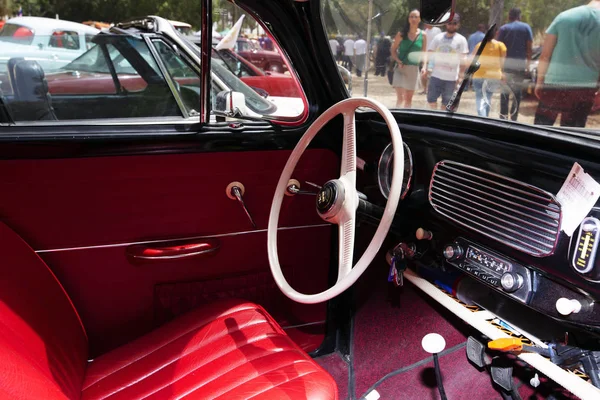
[422,333,448,400]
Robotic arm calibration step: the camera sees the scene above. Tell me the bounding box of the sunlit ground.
[350,72,600,130]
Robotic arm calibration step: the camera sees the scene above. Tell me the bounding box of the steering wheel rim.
[267,97,404,304]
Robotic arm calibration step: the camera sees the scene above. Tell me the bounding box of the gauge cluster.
[377,142,413,201]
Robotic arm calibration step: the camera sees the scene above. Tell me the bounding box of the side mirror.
[421,0,456,25]
[214,90,248,118]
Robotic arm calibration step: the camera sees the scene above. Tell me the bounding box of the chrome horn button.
[316,180,345,220]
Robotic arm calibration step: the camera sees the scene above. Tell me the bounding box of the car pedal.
[467,336,488,368]
[491,364,515,392]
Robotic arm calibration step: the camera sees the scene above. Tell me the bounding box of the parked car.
[235,36,287,72]
[187,35,301,97]
[0,17,99,72]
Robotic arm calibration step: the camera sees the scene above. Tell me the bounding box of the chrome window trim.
[144,35,189,119]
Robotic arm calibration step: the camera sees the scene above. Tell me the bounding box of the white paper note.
[556,163,600,237]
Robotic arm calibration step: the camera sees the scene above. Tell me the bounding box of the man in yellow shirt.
[471,30,507,117]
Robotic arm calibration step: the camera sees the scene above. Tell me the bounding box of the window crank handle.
[231,185,257,229]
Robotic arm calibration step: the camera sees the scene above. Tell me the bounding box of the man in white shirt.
[421,24,442,93]
[424,24,442,50]
[354,36,367,77]
[343,36,355,72]
[426,14,468,109]
[329,37,339,61]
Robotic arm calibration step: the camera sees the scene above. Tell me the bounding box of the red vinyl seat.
[0,222,337,400]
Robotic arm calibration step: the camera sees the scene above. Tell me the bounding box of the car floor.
[316,262,580,400]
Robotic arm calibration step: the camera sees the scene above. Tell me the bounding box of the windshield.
[63,37,159,75]
[322,1,600,131]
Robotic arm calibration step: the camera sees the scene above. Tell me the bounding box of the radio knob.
[443,244,463,261]
[500,272,524,293]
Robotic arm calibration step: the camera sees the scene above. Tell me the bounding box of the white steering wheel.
[267,97,404,304]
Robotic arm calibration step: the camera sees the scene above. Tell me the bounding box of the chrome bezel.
[377,142,413,200]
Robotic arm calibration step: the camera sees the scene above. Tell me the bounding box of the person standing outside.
[534,1,600,127]
[468,24,486,53]
[329,36,340,62]
[374,32,391,76]
[343,36,355,72]
[391,9,427,108]
[427,14,468,109]
[354,35,367,77]
[421,23,442,94]
[497,8,533,121]
[471,26,507,117]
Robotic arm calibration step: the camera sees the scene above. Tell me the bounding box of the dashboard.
[356,117,600,335]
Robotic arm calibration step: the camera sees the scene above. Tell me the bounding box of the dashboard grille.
[429,161,562,257]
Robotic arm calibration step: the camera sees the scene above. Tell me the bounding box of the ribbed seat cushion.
[81,299,338,400]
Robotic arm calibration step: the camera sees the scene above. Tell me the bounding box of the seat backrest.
[0,222,88,399]
[7,58,58,121]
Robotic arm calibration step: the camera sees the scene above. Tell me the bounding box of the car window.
[322,1,600,131]
[210,0,306,121]
[215,50,255,77]
[49,30,80,50]
[152,39,201,117]
[1,34,183,123]
[0,23,34,45]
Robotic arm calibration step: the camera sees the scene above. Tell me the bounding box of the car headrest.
[8,58,57,121]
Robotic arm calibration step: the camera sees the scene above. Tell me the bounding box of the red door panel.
[0,149,338,356]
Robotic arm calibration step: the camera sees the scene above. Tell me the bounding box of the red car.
[235,37,287,73]
[189,36,299,97]
[212,48,300,97]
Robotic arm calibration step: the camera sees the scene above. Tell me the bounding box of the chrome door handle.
[126,238,220,263]
[226,181,257,229]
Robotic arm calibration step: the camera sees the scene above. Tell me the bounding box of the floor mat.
[316,352,350,400]
[352,280,472,398]
[371,344,500,399]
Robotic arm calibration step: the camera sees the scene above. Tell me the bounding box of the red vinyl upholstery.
[0,222,88,400]
[0,222,337,400]
[82,299,337,399]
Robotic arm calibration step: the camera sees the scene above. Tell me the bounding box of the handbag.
[388,31,422,85]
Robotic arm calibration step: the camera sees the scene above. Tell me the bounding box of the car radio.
[443,237,533,303]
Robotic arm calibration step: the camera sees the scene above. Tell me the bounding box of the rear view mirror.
[421,0,455,25]
[214,90,248,118]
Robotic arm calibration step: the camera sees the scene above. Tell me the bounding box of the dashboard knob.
[416,228,433,241]
[500,272,524,293]
[443,244,463,261]
[556,298,582,316]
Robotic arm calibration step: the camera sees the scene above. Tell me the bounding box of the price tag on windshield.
[556,163,600,237]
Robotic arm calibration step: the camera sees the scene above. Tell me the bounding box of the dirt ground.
[349,72,600,129]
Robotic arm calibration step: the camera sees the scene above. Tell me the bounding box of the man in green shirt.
[534,1,600,127]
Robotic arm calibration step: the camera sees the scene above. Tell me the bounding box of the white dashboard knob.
[422,333,446,354]
[530,373,540,388]
[556,298,582,316]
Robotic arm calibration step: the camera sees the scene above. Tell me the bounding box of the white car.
[0,17,99,73]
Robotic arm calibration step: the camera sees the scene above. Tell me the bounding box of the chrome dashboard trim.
[377,142,413,200]
[429,160,562,257]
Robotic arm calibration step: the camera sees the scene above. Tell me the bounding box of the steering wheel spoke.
[341,111,357,180]
[337,217,355,282]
